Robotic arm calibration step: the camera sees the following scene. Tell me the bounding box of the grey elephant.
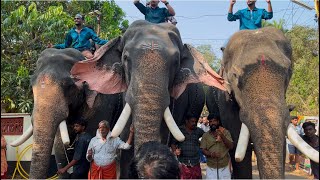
[10,48,126,178]
[206,27,318,179]
[11,20,226,179]
[71,20,226,178]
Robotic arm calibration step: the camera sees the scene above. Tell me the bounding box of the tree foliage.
[285,26,319,116]
[196,44,221,71]
[1,1,128,113]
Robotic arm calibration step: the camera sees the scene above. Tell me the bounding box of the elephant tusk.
[59,120,70,145]
[163,107,185,142]
[10,124,33,147]
[235,123,250,162]
[287,124,319,163]
[111,103,131,138]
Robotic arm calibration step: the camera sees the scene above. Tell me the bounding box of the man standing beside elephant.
[57,118,92,179]
[86,120,134,179]
[227,0,273,30]
[171,113,204,179]
[201,114,234,179]
[134,0,175,24]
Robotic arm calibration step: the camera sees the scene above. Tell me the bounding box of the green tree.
[196,44,221,71]
[262,19,287,33]
[1,1,128,113]
[285,26,319,115]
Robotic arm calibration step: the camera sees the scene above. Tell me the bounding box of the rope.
[11,144,58,179]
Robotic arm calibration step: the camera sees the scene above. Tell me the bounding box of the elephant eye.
[123,55,128,61]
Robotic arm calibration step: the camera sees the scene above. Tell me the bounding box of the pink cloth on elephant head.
[171,45,227,99]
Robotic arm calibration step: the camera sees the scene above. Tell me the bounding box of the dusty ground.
[200,161,314,179]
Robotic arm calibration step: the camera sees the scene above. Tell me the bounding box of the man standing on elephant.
[227,0,273,30]
[86,120,134,179]
[201,114,234,179]
[134,0,175,24]
[171,113,204,179]
[57,118,92,179]
[48,14,108,59]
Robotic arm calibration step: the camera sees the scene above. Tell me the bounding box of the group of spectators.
[286,116,319,179]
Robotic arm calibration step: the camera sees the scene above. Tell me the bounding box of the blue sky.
[115,0,318,58]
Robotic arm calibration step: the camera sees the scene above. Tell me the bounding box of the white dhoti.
[206,165,231,179]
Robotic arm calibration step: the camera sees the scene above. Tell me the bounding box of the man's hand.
[87,148,93,159]
[57,167,67,175]
[47,43,53,48]
[210,152,221,158]
[130,124,134,134]
[161,0,168,4]
[266,0,271,3]
[230,0,236,5]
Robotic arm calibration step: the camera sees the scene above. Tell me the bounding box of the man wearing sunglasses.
[48,14,108,59]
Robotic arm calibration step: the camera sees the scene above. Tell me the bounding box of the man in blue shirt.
[134,0,175,24]
[49,14,108,59]
[228,0,273,30]
[57,118,92,179]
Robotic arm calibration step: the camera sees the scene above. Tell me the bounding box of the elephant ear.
[171,44,228,99]
[70,37,127,108]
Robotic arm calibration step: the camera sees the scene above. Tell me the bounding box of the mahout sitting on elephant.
[206,27,319,179]
[11,20,226,179]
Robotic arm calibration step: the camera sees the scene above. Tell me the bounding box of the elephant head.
[10,48,125,179]
[215,27,318,178]
[71,20,226,151]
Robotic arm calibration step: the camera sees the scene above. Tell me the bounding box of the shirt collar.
[246,7,258,11]
[96,131,111,139]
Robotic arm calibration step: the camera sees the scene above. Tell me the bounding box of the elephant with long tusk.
[13,20,226,179]
[206,27,318,179]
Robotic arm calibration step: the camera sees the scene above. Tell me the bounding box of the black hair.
[74,117,87,129]
[290,116,298,120]
[185,112,198,122]
[208,113,220,121]
[302,121,316,129]
[128,141,180,179]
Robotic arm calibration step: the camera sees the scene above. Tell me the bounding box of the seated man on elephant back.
[48,14,108,59]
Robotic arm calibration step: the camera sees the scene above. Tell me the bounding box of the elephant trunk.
[238,62,289,179]
[241,106,287,179]
[29,78,68,179]
[132,86,166,152]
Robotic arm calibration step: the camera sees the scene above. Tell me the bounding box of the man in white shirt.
[86,120,134,179]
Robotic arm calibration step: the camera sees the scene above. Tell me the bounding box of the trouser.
[206,165,231,179]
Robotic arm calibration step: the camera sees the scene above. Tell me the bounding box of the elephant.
[70,20,226,178]
[11,20,226,179]
[206,27,319,179]
[10,48,126,178]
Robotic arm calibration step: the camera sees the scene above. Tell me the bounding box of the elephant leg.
[119,117,133,178]
[54,129,70,179]
[229,146,253,179]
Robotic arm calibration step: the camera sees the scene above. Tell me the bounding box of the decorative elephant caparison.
[206,27,319,179]
[11,20,226,179]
